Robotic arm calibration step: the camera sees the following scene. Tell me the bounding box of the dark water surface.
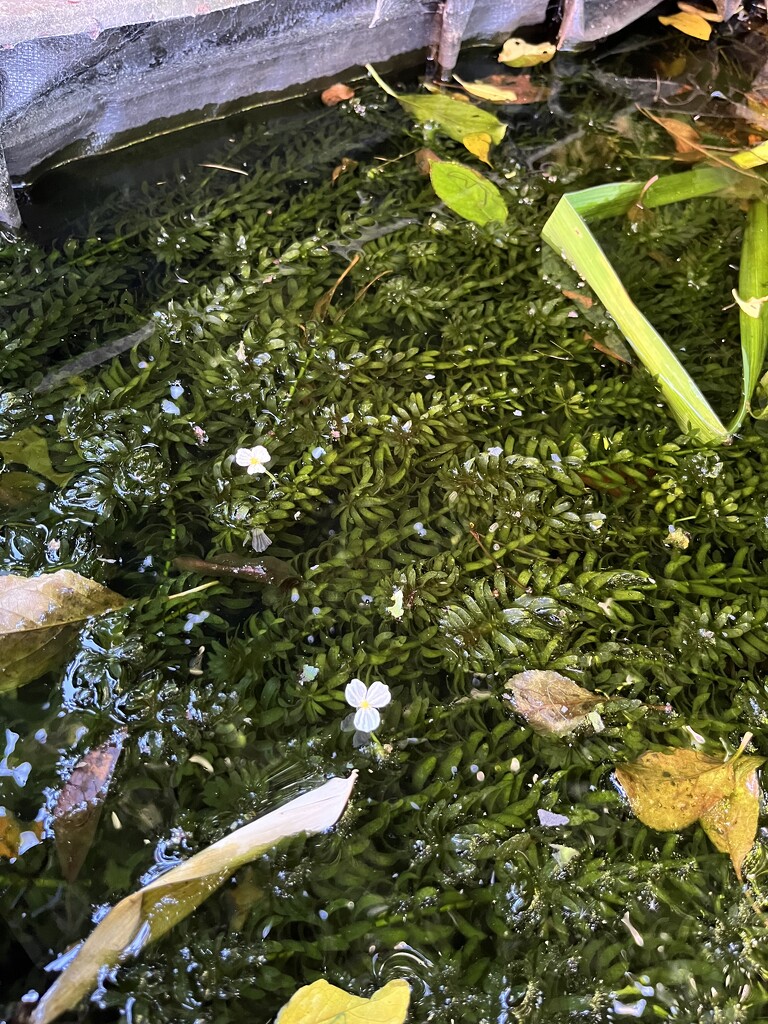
[3,23,768,1024]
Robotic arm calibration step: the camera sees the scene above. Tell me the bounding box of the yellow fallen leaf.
[463,131,492,164]
[276,978,410,1024]
[505,670,602,736]
[700,758,761,880]
[616,744,764,876]
[676,1,723,20]
[455,73,549,105]
[658,12,712,39]
[498,37,556,68]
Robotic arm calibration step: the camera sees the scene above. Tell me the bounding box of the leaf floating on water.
[505,670,602,736]
[29,773,358,1024]
[321,83,355,106]
[462,131,493,165]
[658,11,713,39]
[454,74,549,105]
[0,570,126,692]
[0,427,70,486]
[275,978,410,1024]
[366,65,506,158]
[429,161,508,226]
[53,731,127,882]
[700,757,762,880]
[498,37,556,68]
[615,744,764,877]
[173,553,299,589]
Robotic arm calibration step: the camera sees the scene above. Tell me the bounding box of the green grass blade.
[542,195,730,443]
[730,199,768,433]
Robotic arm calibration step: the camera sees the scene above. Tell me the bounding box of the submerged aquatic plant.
[3,47,768,1024]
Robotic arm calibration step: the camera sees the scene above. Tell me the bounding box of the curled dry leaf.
[505,670,603,736]
[276,978,410,1024]
[498,37,556,68]
[615,745,764,878]
[54,731,127,882]
[321,83,355,106]
[0,570,126,691]
[30,772,357,1024]
[331,156,358,185]
[415,148,440,176]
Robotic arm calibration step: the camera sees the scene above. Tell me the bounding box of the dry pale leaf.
[30,772,357,1024]
[505,670,603,736]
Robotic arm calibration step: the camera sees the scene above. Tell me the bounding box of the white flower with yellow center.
[344,678,391,733]
[235,444,272,475]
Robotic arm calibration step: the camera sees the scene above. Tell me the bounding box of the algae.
[2,40,768,1024]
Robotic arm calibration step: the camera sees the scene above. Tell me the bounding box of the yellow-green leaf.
[0,570,126,691]
[276,978,410,1024]
[429,161,507,226]
[29,773,358,1024]
[505,670,603,736]
[0,427,70,486]
[616,745,764,876]
[366,65,506,151]
[498,37,556,68]
[700,758,762,880]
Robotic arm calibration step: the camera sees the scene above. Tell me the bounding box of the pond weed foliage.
[2,59,768,1024]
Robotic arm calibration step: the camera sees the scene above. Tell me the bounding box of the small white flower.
[344,678,391,733]
[235,445,271,475]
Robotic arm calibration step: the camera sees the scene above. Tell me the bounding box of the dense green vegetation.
[2,48,768,1023]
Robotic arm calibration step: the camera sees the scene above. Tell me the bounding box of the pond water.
[3,20,768,1024]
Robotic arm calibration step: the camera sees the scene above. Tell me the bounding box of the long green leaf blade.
[731,199,768,432]
[542,195,729,443]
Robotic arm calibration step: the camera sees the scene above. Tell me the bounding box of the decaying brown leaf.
[321,83,355,106]
[0,570,126,691]
[616,742,764,878]
[331,157,358,185]
[173,553,298,589]
[505,670,603,736]
[415,148,440,176]
[54,731,126,882]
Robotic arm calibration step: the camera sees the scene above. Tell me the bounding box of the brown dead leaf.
[54,731,126,882]
[331,157,358,185]
[647,113,704,160]
[616,744,764,877]
[321,83,355,106]
[562,289,593,310]
[415,148,440,176]
[505,670,603,736]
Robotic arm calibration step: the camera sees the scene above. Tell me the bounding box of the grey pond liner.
[0,0,664,229]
